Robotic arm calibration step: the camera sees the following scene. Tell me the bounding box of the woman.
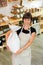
[6,12,36,65]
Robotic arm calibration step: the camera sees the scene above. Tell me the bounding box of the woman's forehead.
[24,18,31,20]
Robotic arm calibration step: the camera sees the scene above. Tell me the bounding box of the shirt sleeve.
[30,27,36,34]
[16,28,22,35]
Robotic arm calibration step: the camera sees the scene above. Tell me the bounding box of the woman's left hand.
[15,48,23,55]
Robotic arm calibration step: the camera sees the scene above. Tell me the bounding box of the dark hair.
[22,12,32,21]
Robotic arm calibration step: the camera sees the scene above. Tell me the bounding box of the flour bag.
[7,25,21,53]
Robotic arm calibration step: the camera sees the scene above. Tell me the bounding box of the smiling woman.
[11,12,36,65]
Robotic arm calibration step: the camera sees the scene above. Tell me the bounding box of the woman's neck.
[23,24,30,30]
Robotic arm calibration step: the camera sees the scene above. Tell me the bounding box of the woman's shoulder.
[30,27,36,34]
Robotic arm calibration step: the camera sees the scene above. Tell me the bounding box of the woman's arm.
[5,30,12,40]
[5,30,12,51]
[15,32,36,55]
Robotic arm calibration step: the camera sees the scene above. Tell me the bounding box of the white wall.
[42,0,43,7]
[22,0,43,9]
[0,1,20,17]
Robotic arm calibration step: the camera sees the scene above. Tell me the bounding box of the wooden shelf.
[12,5,24,9]
[40,29,43,33]
[11,11,24,14]
[0,18,22,26]
[0,33,6,37]
[39,22,43,25]
[9,18,22,24]
[0,22,7,26]
[32,12,41,17]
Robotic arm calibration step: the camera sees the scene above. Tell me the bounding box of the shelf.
[39,22,43,25]
[11,11,24,14]
[32,12,41,17]
[9,18,22,24]
[12,5,24,9]
[0,22,7,26]
[40,29,43,33]
[0,18,22,26]
[0,33,6,37]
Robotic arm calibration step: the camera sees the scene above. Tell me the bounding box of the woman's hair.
[22,12,32,21]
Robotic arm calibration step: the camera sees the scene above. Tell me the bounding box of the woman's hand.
[6,45,10,51]
[15,32,36,55]
[15,48,23,55]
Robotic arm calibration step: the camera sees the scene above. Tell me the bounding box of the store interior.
[0,0,43,65]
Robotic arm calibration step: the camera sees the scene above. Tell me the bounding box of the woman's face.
[23,18,31,25]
